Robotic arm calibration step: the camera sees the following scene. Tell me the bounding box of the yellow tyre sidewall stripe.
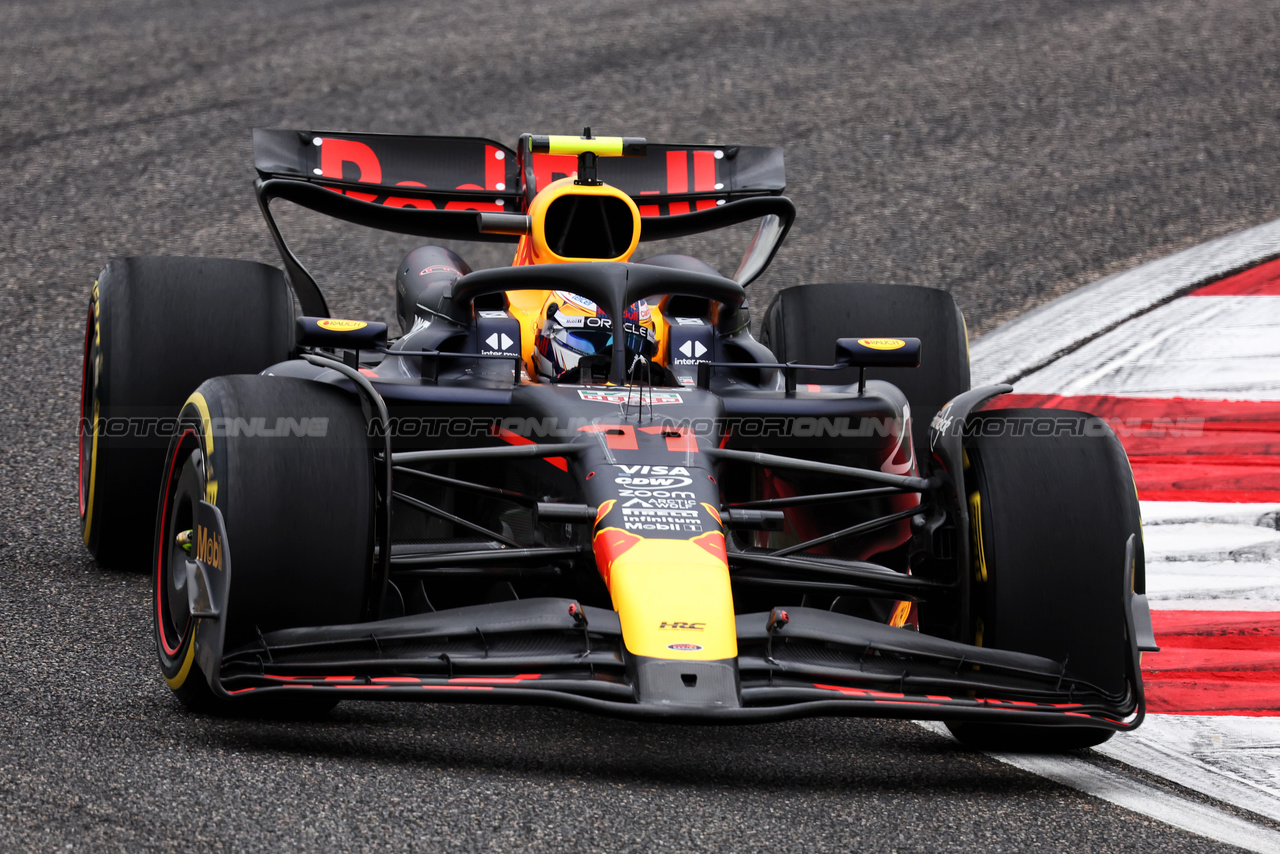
[164,635,198,689]
[184,391,217,504]
[82,399,101,545]
[81,283,102,544]
[968,490,988,584]
[160,391,217,689]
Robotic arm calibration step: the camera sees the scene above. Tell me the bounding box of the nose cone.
[598,534,737,662]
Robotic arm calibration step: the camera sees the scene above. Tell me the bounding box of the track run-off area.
[4,1,1280,851]
[966,227,1280,852]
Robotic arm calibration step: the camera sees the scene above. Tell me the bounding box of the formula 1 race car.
[79,128,1158,749]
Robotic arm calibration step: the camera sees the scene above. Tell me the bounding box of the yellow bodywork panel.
[516,176,641,265]
[605,536,737,661]
[534,135,628,157]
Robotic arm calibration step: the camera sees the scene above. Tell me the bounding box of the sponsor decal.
[613,465,694,489]
[615,476,694,488]
[930,401,954,451]
[556,291,600,312]
[667,642,703,652]
[857,337,906,350]
[419,264,458,277]
[556,292,651,320]
[484,332,516,352]
[308,139,727,215]
[674,317,705,326]
[659,621,705,631]
[317,318,368,332]
[551,310,655,341]
[622,508,699,519]
[622,506,702,533]
[617,466,690,476]
[568,315,655,341]
[676,340,708,360]
[579,390,683,405]
[622,497,699,509]
[477,310,509,319]
[195,524,222,571]
[313,137,508,211]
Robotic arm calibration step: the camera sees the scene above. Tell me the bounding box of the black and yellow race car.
[78,128,1157,749]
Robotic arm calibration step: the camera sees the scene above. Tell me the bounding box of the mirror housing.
[834,337,921,369]
[296,316,388,350]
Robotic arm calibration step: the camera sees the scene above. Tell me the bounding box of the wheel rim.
[156,429,203,658]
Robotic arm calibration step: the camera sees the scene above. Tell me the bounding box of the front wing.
[211,597,1145,730]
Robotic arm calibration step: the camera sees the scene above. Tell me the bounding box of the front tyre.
[946,408,1144,752]
[155,375,373,709]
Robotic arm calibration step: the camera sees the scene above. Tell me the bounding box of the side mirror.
[296,316,388,350]
[834,337,921,369]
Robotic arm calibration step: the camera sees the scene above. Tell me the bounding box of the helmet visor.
[558,328,613,356]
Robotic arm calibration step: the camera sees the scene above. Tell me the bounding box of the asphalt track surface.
[4,0,1280,850]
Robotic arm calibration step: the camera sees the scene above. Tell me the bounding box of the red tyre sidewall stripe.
[156,427,197,659]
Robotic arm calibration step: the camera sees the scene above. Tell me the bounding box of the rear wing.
[252,129,792,315]
[253,129,785,212]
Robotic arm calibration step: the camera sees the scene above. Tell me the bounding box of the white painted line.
[1001,749,1280,853]
[1145,560,1280,609]
[1096,714,1280,824]
[1144,522,1280,563]
[1143,502,1280,528]
[947,217,1280,841]
[1149,598,1280,612]
[1139,501,1280,608]
[970,218,1280,386]
[1016,296,1280,399]
[916,721,1280,852]
[1041,297,1240,396]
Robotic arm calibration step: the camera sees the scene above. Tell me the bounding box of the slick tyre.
[80,257,293,570]
[946,408,1143,752]
[154,375,373,710]
[759,283,969,454]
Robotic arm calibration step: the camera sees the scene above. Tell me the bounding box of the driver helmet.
[533,290,656,382]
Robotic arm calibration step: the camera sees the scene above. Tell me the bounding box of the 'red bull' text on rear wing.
[251,129,794,315]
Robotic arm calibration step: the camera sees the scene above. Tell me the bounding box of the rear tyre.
[80,257,293,570]
[759,283,969,454]
[154,375,373,712]
[946,408,1143,751]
